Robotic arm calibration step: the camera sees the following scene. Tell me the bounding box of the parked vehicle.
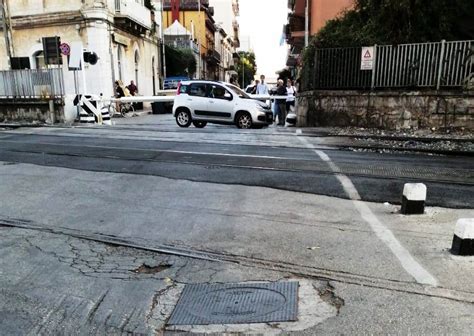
[163,76,190,90]
[172,80,273,129]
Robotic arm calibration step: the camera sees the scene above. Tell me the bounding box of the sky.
[238,0,288,80]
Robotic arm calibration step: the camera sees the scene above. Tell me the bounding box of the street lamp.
[241,54,244,88]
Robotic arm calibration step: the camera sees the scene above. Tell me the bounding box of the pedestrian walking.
[256,75,269,95]
[286,79,297,113]
[275,79,287,126]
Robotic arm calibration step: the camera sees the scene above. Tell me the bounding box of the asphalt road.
[0,115,473,334]
[0,118,472,208]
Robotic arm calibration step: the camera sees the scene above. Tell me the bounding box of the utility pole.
[197,0,201,79]
[161,0,167,88]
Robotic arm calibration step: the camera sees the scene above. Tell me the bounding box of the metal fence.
[0,68,65,98]
[311,40,474,90]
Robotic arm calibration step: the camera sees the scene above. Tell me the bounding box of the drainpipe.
[304,0,309,47]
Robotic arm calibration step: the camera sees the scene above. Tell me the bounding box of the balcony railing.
[114,0,152,33]
[163,0,209,10]
[166,39,200,54]
[206,49,221,64]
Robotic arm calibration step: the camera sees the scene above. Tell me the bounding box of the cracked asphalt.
[0,114,473,335]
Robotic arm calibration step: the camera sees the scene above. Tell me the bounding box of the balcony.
[166,38,200,54]
[288,13,305,32]
[163,0,209,10]
[206,49,221,65]
[114,0,152,35]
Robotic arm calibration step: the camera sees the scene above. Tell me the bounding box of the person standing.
[275,79,287,126]
[127,80,138,96]
[251,80,260,94]
[256,75,269,95]
[114,80,126,112]
[286,79,297,113]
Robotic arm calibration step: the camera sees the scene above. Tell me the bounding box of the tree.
[313,0,474,48]
[235,51,257,88]
[165,45,197,78]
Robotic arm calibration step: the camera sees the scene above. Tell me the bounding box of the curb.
[0,123,46,129]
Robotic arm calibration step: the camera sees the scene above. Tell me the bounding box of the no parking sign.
[60,43,71,56]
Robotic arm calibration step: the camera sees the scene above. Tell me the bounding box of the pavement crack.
[314,282,345,315]
[87,289,110,322]
[145,284,175,324]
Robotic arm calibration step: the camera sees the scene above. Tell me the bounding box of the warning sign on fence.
[361,46,374,70]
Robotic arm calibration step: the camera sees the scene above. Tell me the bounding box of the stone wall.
[296,90,474,130]
[0,99,65,124]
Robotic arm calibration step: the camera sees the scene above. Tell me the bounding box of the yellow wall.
[162,11,210,55]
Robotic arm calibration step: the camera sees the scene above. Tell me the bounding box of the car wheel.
[192,120,207,128]
[175,109,192,127]
[236,112,252,129]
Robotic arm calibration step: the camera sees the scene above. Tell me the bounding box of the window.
[33,51,46,69]
[189,83,207,97]
[179,84,189,94]
[209,84,232,100]
[134,50,140,87]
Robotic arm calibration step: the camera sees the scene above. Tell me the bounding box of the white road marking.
[298,135,439,287]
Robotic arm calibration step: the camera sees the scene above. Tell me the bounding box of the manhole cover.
[168,281,298,325]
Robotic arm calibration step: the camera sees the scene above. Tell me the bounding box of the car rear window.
[179,84,189,94]
[189,83,207,97]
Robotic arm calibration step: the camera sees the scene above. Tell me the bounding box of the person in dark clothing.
[114,80,125,112]
[127,80,138,96]
[275,79,287,126]
[115,80,125,98]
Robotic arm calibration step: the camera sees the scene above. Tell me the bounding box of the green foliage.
[314,0,474,48]
[235,51,257,88]
[165,45,197,77]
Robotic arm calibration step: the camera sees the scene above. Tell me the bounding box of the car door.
[187,83,209,118]
[205,84,234,122]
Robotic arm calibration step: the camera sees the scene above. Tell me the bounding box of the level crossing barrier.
[80,92,291,125]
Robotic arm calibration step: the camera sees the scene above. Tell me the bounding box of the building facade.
[0,0,162,122]
[286,0,352,74]
[162,0,238,80]
[162,0,216,79]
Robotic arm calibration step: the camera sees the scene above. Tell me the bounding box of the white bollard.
[451,218,474,256]
[401,183,426,215]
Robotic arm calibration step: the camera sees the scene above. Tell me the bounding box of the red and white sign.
[60,42,71,56]
[361,46,374,70]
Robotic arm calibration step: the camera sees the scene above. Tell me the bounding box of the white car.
[172,80,273,129]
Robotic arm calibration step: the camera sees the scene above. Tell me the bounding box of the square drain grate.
[167,281,298,325]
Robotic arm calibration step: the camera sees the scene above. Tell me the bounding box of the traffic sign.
[60,43,71,56]
[361,46,374,70]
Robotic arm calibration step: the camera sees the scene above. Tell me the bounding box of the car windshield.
[226,84,251,99]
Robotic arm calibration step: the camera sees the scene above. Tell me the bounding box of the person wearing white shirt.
[256,75,269,95]
[285,79,297,113]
